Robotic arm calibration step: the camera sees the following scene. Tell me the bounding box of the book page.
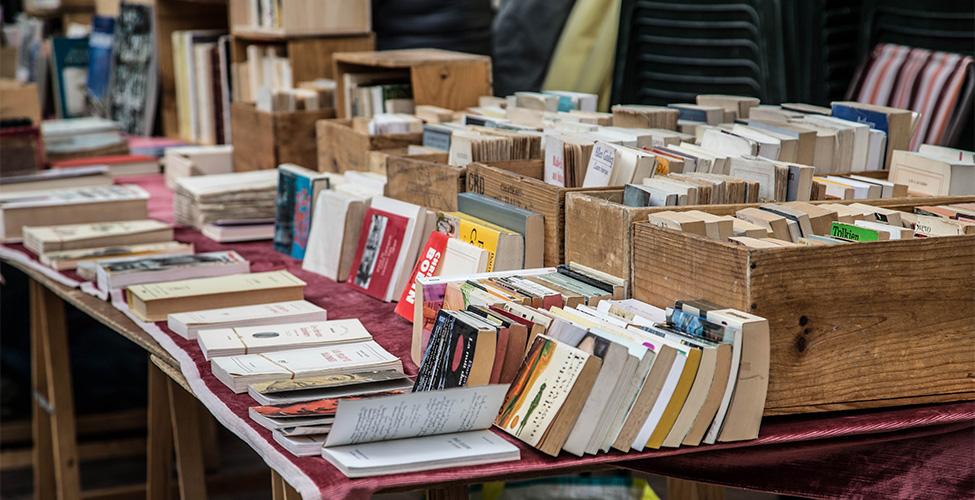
[324,384,508,446]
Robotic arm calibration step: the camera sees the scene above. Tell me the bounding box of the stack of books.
[0,185,151,243]
[18,219,192,272]
[343,71,413,118]
[889,145,974,197]
[173,170,278,234]
[41,117,129,162]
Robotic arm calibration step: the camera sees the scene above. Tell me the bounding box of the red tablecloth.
[10,174,974,500]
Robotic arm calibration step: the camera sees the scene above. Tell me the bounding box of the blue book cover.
[289,176,329,260]
[668,104,707,123]
[423,124,452,151]
[51,36,90,118]
[830,104,890,134]
[86,16,114,107]
[273,168,297,255]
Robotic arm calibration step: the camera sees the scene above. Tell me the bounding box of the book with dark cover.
[347,209,408,300]
[413,310,489,391]
[273,167,297,254]
[51,36,90,119]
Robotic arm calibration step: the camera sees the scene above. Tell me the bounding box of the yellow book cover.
[646,346,701,449]
[448,213,503,272]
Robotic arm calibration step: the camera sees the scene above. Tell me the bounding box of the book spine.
[273,169,297,254]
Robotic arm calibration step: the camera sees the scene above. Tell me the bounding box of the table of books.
[2,173,972,500]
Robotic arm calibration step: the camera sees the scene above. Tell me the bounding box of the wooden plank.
[286,34,374,81]
[35,281,82,500]
[2,438,146,472]
[273,108,337,169]
[168,380,208,500]
[750,235,975,413]
[147,362,173,500]
[271,470,286,500]
[384,155,465,211]
[631,223,751,311]
[29,281,55,500]
[667,478,725,500]
[231,103,335,171]
[79,483,145,500]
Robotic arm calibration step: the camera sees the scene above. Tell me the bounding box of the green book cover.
[830,222,880,242]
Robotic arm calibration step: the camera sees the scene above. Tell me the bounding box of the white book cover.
[728,156,777,201]
[1,184,149,208]
[211,341,401,393]
[324,385,508,447]
[439,238,489,277]
[700,129,754,158]
[543,132,566,187]
[825,176,880,199]
[322,430,519,477]
[198,319,373,359]
[582,141,617,187]
[302,190,370,281]
[166,300,326,340]
[731,124,782,160]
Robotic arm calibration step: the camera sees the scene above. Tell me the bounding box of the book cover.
[86,16,114,112]
[452,215,501,272]
[290,175,329,260]
[830,103,890,134]
[496,336,590,447]
[395,231,448,321]
[347,209,409,301]
[830,221,882,242]
[252,370,408,396]
[273,167,297,254]
[51,36,90,118]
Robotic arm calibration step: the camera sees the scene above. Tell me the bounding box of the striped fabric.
[853,43,973,150]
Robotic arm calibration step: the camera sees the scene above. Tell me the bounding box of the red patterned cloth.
[10,174,974,499]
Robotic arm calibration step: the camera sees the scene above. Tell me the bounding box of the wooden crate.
[384,154,462,211]
[465,162,616,266]
[629,199,975,416]
[230,33,375,89]
[315,118,422,173]
[333,49,492,118]
[565,191,975,285]
[231,102,334,171]
[229,0,370,37]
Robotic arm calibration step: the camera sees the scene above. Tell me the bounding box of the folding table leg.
[271,471,285,500]
[31,280,82,500]
[666,477,725,500]
[168,379,208,499]
[147,362,174,499]
[30,282,55,500]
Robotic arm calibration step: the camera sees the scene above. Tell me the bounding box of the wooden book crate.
[229,0,370,37]
[332,49,492,118]
[316,118,423,173]
[230,33,375,89]
[629,199,975,415]
[383,154,464,212]
[231,103,334,171]
[566,191,975,285]
[465,162,616,266]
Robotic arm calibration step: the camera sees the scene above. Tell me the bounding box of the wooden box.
[0,80,41,125]
[333,49,492,118]
[465,162,616,266]
[229,0,370,37]
[230,33,375,90]
[231,102,334,171]
[316,118,422,173]
[629,199,975,416]
[384,154,463,211]
[565,191,970,285]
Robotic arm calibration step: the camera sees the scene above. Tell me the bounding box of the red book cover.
[347,208,408,301]
[394,231,448,321]
[51,154,157,167]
